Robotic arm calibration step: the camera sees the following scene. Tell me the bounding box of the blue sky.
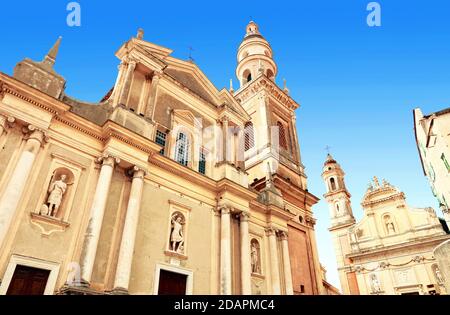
[2,1,450,290]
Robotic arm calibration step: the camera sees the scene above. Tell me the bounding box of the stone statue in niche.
[370,274,382,293]
[434,265,445,285]
[251,239,261,274]
[386,218,396,235]
[170,213,185,254]
[40,174,68,217]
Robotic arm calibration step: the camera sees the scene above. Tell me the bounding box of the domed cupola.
[236,21,278,88]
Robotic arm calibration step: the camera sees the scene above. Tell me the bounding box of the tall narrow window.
[277,121,288,150]
[175,132,190,167]
[330,178,337,191]
[244,122,255,151]
[198,149,206,175]
[156,130,167,155]
[441,153,450,172]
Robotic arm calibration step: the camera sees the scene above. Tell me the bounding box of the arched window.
[247,73,252,83]
[244,122,255,151]
[266,69,274,80]
[330,178,337,191]
[335,203,340,214]
[277,121,288,150]
[175,132,190,167]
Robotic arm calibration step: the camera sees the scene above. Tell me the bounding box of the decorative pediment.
[234,75,300,111]
[164,58,222,106]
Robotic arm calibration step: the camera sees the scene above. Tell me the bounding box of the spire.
[229,79,234,93]
[43,36,62,67]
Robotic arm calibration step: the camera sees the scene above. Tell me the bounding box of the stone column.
[220,207,232,295]
[118,60,137,106]
[266,227,281,295]
[113,167,145,294]
[222,117,231,163]
[145,71,162,118]
[434,240,450,292]
[79,155,119,285]
[279,231,294,295]
[0,125,45,248]
[239,212,252,295]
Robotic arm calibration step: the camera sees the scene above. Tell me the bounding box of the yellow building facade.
[322,154,450,295]
[0,22,326,295]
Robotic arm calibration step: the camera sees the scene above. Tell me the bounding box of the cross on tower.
[325,145,332,155]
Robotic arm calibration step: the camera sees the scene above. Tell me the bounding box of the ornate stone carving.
[170,212,185,254]
[278,231,288,241]
[239,212,250,222]
[370,274,382,293]
[40,174,68,217]
[433,264,445,285]
[251,239,261,275]
[96,154,121,167]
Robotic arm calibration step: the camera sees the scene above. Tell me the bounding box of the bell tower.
[322,154,355,226]
[322,153,356,295]
[236,21,277,88]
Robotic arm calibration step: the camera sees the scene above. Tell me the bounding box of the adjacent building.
[322,154,450,295]
[413,107,450,227]
[0,22,326,295]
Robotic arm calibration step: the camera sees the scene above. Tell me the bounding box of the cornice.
[234,75,299,110]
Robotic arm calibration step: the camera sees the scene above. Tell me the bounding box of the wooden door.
[157,270,187,295]
[6,265,50,295]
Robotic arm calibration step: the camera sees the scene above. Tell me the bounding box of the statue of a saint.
[386,221,396,235]
[170,214,184,253]
[251,241,260,274]
[46,174,68,217]
[435,266,445,285]
[370,274,382,293]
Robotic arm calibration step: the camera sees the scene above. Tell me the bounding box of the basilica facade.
[322,154,450,295]
[0,22,327,295]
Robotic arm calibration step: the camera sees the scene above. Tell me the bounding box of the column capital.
[220,207,231,215]
[278,231,288,241]
[153,70,164,79]
[265,227,277,237]
[0,115,15,126]
[239,212,251,222]
[22,125,48,145]
[96,154,121,167]
[126,166,147,179]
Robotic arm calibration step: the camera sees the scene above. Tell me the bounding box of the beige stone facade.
[0,22,326,295]
[322,154,450,295]
[414,107,450,227]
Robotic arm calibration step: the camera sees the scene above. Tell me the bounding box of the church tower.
[234,22,324,295]
[322,154,355,226]
[322,154,357,295]
[236,21,277,87]
[234,21,306,190]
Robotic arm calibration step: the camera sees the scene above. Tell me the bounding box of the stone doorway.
[157,269,188,295]
[6,265,50,295]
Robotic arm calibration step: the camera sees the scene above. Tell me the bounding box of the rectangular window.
[441,153,450,172]
[155,130,167,155]
[198,149,206,175]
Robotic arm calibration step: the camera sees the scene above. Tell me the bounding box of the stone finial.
[137,28,144,40]
[229,79,234,93]
[283,78,290,95]
[373,176,380,188]
[382,179,389,187]
[43,36,62,67]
